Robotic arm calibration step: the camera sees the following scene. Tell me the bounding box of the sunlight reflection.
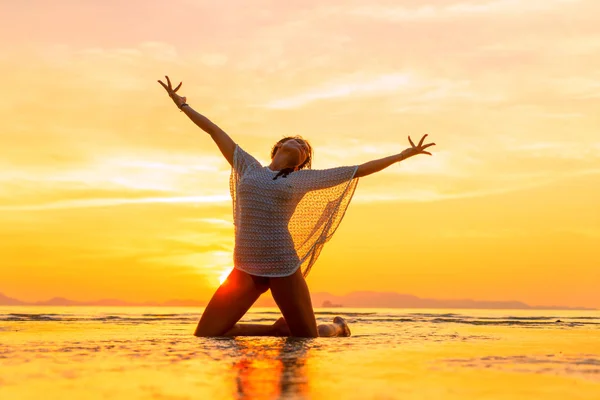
[218,267,234,285]
[230,337,311,399]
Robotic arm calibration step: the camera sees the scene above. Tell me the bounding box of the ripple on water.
[444,354,600,380]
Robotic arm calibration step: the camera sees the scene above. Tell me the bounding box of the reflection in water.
[231,337,311,399]
[3,308,599,399]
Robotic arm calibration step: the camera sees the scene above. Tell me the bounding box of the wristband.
[179,103,189,111]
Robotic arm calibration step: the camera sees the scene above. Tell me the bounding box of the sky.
[0,0,599,308]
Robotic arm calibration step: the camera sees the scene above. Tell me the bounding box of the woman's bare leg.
[224,317,290,337]
[269,269,319,337]
[269,269,351,338]
[194,268,273,337]
[195,267,351,337]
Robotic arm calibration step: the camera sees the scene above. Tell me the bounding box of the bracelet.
[179,103,189,111]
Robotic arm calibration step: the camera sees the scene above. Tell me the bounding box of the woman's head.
[270,136,313,170]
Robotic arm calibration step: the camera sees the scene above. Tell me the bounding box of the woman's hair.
[270,136,313,180]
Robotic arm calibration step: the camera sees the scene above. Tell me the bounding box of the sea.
[1,306,599,399]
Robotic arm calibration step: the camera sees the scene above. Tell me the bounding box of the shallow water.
[1,307,599,399]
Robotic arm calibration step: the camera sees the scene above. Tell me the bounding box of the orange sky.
[1,0,599,308]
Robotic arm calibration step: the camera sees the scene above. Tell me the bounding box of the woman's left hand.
[401,134,436,159]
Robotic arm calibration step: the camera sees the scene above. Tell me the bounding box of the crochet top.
[230,144,359,277]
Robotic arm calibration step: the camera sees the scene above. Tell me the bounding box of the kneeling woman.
[159,76,435,337]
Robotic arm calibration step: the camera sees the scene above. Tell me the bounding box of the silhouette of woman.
[159,76,435,337]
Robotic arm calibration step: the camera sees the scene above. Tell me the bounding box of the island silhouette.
[0,292,594,310]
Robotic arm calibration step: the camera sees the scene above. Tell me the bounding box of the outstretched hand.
[158,75,186,109]
[401,134,436,159]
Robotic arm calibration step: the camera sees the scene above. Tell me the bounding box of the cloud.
[480,34,600,57]
[511,141,596,159]
[0,195,230,211]
[0,185,172,205]
[352,182,537,203]
[353,168,600,203]
[259,73,489,109]
[0,151,231,207]
[197,53,229,67]
[186,218,233,227]
[262,73,411,109]
[342,0,581,21]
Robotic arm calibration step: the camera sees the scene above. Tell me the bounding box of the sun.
[218,267,233,285]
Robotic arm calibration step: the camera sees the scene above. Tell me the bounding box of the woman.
[158,76,435,338]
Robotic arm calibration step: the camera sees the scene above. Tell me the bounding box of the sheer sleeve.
[288,165,359,277]
[230,144,262,228]
[232,144,262,177]
[291,166,359,194]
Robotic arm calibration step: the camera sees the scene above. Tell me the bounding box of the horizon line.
[0,292,595,311]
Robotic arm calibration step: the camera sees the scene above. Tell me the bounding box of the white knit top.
[230,144,359,277]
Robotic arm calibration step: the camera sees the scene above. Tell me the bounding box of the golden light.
[218,267,233,285]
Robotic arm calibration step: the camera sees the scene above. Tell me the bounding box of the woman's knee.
[192,269,264,337]
[194,309,248,336]
[194,315,232,337]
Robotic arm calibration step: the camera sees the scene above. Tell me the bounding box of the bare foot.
[333,316,351,337]
[273,317,291,336]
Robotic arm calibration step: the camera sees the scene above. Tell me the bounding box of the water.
[1,307,599,399]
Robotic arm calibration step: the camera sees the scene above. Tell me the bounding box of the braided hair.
[270,136,313,180]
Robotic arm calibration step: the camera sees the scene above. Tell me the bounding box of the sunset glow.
[219,267,234,286]
[0,0,599,308]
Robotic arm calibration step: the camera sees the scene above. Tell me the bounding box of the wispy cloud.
[354,168,600,203]
[342,0,581,21]
[0,195,230,211]
[194,218,233,226]
[260,74,488,109]
[262,73,411,109]
[353,180,540,204]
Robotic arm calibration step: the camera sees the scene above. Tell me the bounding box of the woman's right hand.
[158,75,187,109]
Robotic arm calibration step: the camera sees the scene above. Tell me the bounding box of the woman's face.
[278,138,310,168]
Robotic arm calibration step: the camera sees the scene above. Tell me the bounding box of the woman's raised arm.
[158,76,236,166]
[354,134,435,178]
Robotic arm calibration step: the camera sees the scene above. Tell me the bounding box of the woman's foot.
[333,316,351,337]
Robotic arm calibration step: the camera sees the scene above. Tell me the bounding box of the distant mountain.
[33,297,85,306]
[308,291,535,310]
[255,291,595,310]
[0,293,26,305]
[0,293,206,307]
[0,292,594,310]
